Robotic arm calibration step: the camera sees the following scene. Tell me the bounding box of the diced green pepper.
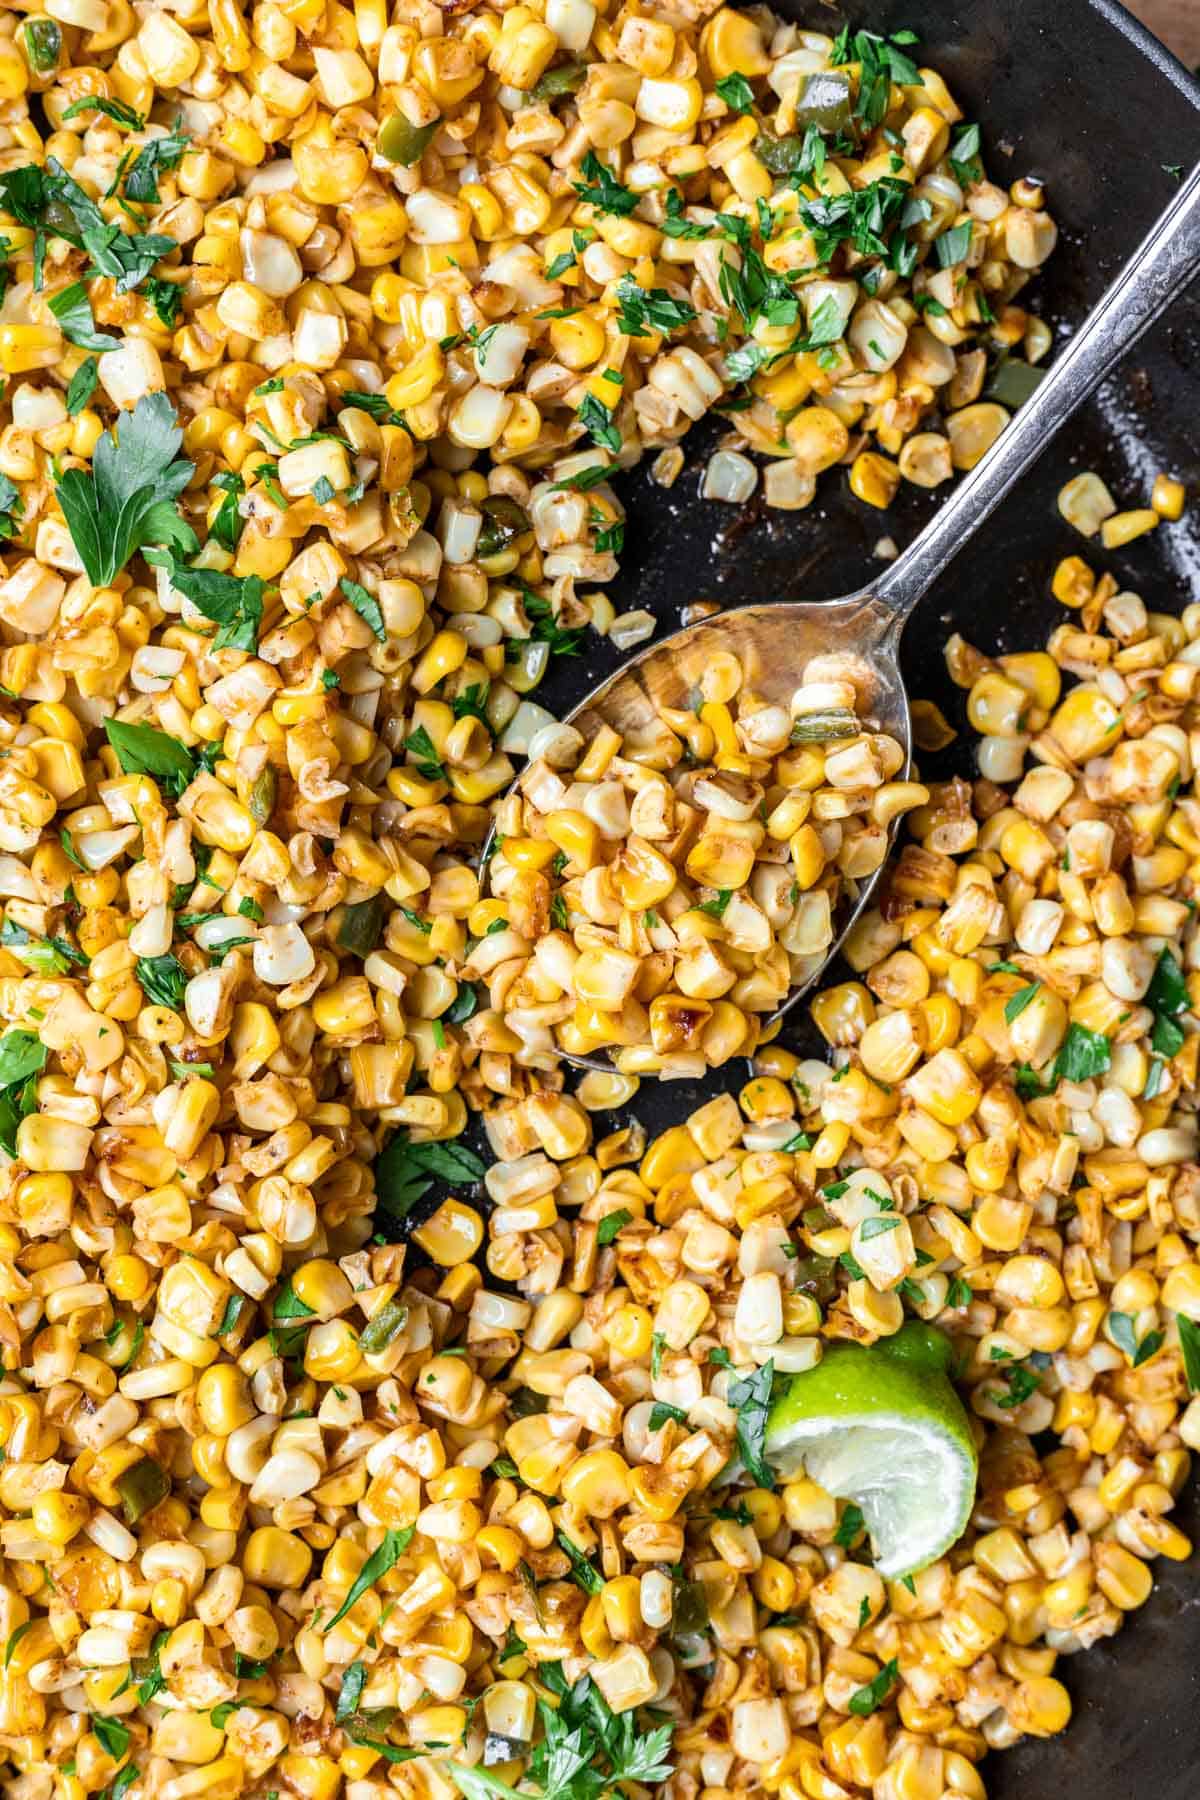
[985,357,1045,408]
[248,765,277,827]
[358,1299,410,1354]
[337,895,386,958]
[790,709,859,741]
[755,131,809,176]
[531,62,586,101]
[791,1253,837,1303]
[477,495,531,558]
[115,1457,170,1524]
[793,70,853,132]
[377,113,440,166]
[671,1575,710,1634]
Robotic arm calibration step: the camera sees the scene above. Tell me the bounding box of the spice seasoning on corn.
[485,656,923,1074]
[0,0,1184,1795]
[0,522,1189,1800]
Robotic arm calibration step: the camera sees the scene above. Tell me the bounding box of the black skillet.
[546,5,1200,1789]
[421,5,1200,1790]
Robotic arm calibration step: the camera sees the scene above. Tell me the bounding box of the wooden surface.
[1130,0,1200,67]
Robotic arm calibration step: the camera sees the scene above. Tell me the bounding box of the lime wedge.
[764,1323,978,1577]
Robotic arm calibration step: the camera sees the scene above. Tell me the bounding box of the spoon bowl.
[562,591,908,1058]
[495,160,1200,1074]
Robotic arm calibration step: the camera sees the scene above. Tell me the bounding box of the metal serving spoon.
[511,161,1200,1073]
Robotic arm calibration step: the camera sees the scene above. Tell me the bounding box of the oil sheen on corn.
[764,1323,978,1578]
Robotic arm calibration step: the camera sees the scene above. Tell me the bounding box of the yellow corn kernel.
[1100,508,1158,550]
[1151,473,1186,520]
[849,451,901,509]
[412,1200,483,1266]
[0,323,62,374]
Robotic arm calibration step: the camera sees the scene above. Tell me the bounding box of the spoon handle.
[870,159,1200,627]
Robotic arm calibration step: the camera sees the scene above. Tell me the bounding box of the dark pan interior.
[420,2,1200,1791]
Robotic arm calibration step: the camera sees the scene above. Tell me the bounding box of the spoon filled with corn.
[484,163,1200,1078]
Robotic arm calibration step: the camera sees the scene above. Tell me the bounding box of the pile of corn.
[2,2,1191,1799]
[0,0,1057,546]
[0,491,1197,1800]
[486,654,920,1075]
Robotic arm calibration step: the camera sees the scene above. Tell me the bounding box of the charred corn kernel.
[849,451,901,509]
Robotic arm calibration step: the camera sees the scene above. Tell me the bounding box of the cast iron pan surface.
[399,4,1200,1792]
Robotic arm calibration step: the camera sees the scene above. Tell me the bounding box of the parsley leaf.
[549,463,614,493]
[513,590,585,658]
[63,96,144,130]
[323,1526,413,1632]
[66,355,99,416]
[994,1364,1040,1409]
[0,920,86,976]
[848,1659,899,1716]
[1176,1313,1200,1392]
[48,280,120,352]
[696,889,732,918]
[1,158,175,293]
[124,130,190,205]
[1147,947,1189,1059]
[56,390,195,586]
[596,1208,631,1246]
[1109,1311,1164,1367]
[451,682,491,730]
[948,121,983,185]
[404,724,446,783]
[615,276,698,337]
[716,73,755,112]
[135,954,188,1010]
[935,222,973,267]
[103,717,196,797]
[578,391,621,455]
[0,1030,48,1093]
[1052,1022,1112,1084]
[93,1716,131,1760]
[833,1501,864,1549]
[446,984,479,1025]
[727,1359,775,1487]
[338,390,408,428]
[572,150,638,216]
[154,557,263,653]
[1003,981,1041,1023]
[340,576,386,643]
[144,274,182,330]
[0,1030,46,1157]
[660,190,711,240]
[650,1331,666,1379]
[215,1297,246,1346]
[208,469,245,551]
[556,1530,604,1593]
[374,1131,486,1230]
